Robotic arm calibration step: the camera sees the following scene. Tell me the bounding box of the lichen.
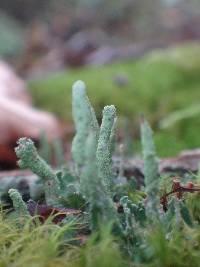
[141,118,159,217]
[96,105,116,193]
[15,138,60,207]
[8,188,30,221]
[71,80,99,172]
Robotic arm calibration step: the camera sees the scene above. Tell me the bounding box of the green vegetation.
[30,42,200,156]
[0,213,128,267]
[2,80,200,266]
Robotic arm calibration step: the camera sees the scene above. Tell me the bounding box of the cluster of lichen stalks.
[8,80,173,234]
[6,80,200,267]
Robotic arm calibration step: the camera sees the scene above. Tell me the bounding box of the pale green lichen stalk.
[72,84,118,228]
[71,80,99,171]
[15,138,60,207]
[141,118,159,214]
[80,130,98,199]
[8,188,30,218]
[15,138,56,181]
[109,117,117,155]
[96,105,116,193]
[80,130,117,229]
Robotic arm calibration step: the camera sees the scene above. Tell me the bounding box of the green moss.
[144,227,200,267]
[0,210,128,267]
[29,42,200,156]
[0,211,74,267]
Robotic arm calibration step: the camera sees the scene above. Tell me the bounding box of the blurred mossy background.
[29,42,200,156]
[0,0,200,157]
